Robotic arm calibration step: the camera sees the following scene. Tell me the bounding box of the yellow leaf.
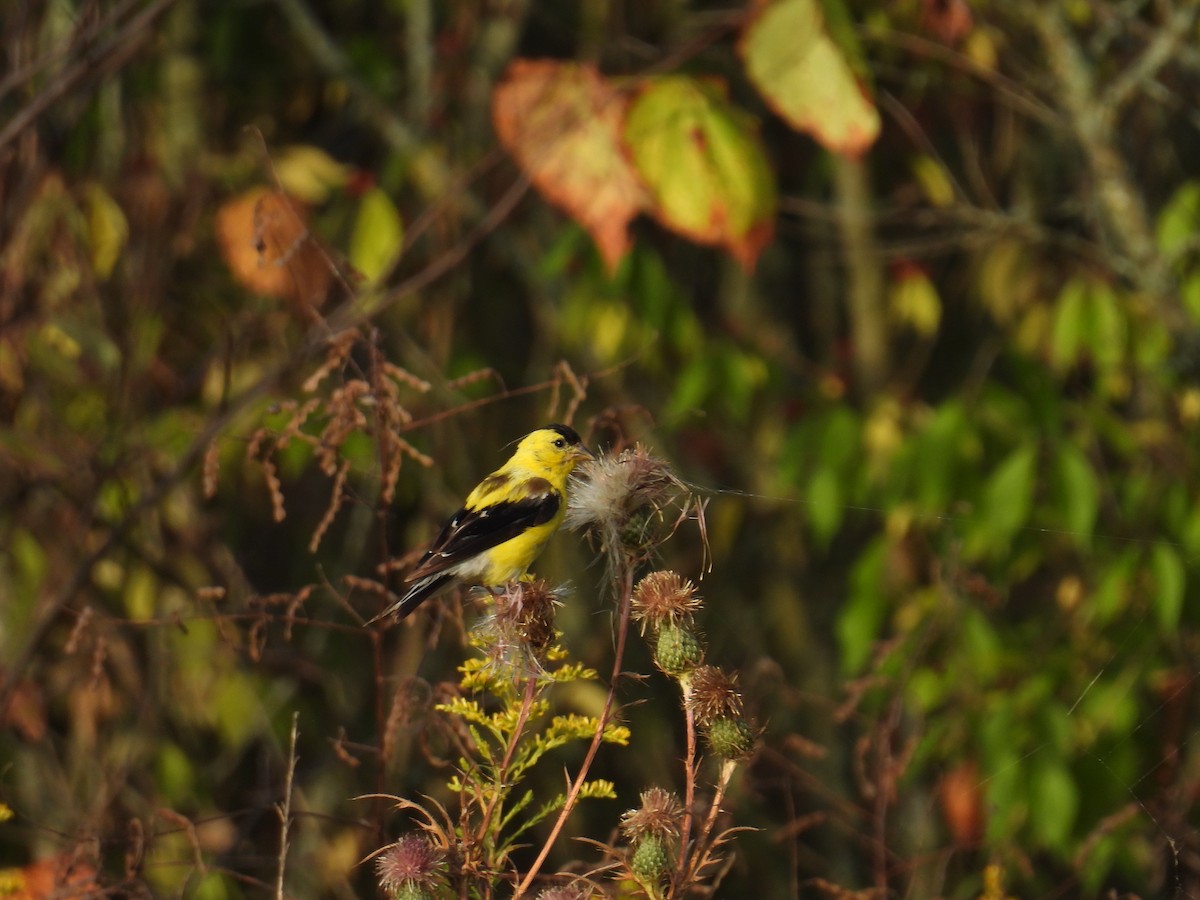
[274,144,350,204]
[910,155,956,208]
[740,0,880,156]
[889,266,941,337]
[624,76,777,270]
[83,183,128,279]
[348,187,404,284]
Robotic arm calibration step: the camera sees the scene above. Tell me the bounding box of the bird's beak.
[573,444,596,463]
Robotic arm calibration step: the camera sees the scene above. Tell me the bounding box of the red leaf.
[492,60,647,273]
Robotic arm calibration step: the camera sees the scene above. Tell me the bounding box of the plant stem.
[275,711,299,900]
[681,758,738,887]
[475,675,539,848]
[833,153,889,395]
[513,564,635,897]
[675,678,697,891]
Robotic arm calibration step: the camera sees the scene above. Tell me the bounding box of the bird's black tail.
[367,573,454,623]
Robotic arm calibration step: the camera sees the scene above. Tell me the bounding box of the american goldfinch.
[373,424,593,621]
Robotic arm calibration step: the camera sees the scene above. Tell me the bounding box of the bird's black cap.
[546,423,583,445]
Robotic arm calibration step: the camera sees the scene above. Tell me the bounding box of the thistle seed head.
[475,579,562,671]
[685,666,744,726]
[375,834,443,897]
[565,446,689,558]
[632,570,703,632]
[492,579,559,657]
[686,666,756,760]
[619,786,685,843]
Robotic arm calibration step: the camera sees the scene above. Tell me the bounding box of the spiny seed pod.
[705,715,756,760]
[685,666,743,726]
[654,622,704,676]
[631,833,671,881]
[492,579,559,658]
[631,570,703,633]
[620,786,683,880]
[375,834,443,900]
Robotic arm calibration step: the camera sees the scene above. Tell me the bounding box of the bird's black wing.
[404,477,561,582]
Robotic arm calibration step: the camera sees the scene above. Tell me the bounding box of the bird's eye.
[553,438,566,448]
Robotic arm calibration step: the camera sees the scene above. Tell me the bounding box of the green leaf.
[1183,270,1200,320]
[913,401,969,513]
[960,609,1002,681]
[1050,277,1088,372]
[739,0,880,156]
[1150,544,1185,632]
[156,742,196,804]
[1155,180,1200,256]
[837,538,887,673]
[969,444,1037,555]
[1092,549,1137,624]
[1056,443,1098,541]
[807,464,842,544]
[624,75,776,269]
[666,357,711,423]
[349,187,404,284]
[1029,756,1078,851]
[1088,280,1126,373]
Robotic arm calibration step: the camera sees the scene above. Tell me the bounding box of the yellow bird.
[373,424,593,621]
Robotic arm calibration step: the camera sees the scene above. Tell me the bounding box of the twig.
[0,0,178,151]
[475,676,539,844]
[833,154,889,394]
[1102,4,1197,117]
[675,680,698,889]
[275,711,300,900]
[513,565,636,897]
[1031,5,1181,322]
[684,758,738,885]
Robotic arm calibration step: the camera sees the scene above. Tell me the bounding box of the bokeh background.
[3,0,1200,897]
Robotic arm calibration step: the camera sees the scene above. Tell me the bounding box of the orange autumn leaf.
[493,59,647,273]
[215,187,332,318]
[0,854,100,900]
[938,759,985,846]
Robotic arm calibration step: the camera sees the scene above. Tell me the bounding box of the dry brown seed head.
[686,665,744,726]
[491,579,560,658]
[619,786,685,842]
[632,570,702,631]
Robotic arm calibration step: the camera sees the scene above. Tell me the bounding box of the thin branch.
[275,712,300,900]
[0,0,178,151]
[682,757,739,886]
[833,154,889,395]
[270,0,453,204]
[1102,4,1197,116]
[1031,5,1182,322]
[475,676,539,845]
[675,682,698,890]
